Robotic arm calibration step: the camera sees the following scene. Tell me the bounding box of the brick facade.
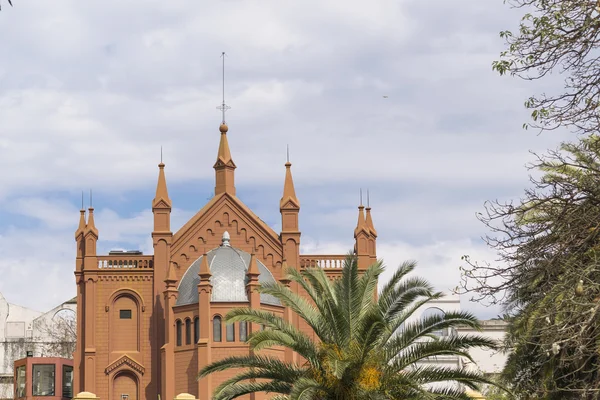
[73,123,377,400]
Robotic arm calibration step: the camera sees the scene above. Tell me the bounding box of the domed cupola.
[175,232,280,306]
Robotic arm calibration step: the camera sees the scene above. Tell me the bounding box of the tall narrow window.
[239,321,247,342]
[176,320,182,346]
[194,317,200,344]
[226,323,235,342]
[185,319,192,345]
[16,366,26,398]
[62,365,73,399]
[213,316,222,342]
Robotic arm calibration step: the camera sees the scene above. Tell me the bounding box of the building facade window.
[15,365,26,398]
[213,316,222,342]
[176,320,182,346]
[32,364,55,396]
[226,323,235,342]
[62,365,73,399]
[119,309,132,319]
[194,317,200,344]
[239,321,247,342]
[185,319,192,345]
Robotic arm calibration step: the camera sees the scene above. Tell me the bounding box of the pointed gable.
[105,354,146,375]
[171,192,283,277]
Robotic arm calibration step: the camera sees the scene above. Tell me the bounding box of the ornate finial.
[89,189,93,208]
[81,191,84,210]
[161,146,163,163]
[367,189,370,208]
[216,51,231,124]
[359,188,363,207]
[222,231,231,246]
[286,145,289,163]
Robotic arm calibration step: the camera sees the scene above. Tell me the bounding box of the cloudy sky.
[0,0,569,318]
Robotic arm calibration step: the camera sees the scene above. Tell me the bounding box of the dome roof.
[175,232,281,307]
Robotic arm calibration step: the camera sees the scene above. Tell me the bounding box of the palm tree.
[199,254,500,400]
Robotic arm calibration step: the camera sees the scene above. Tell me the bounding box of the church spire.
[75,192,86,239]
[280,147,299,209]
[153,154,171,208]
[365,190,377,237]
[214,52,236,196]
[354,189,369,238]
[86,190,98,237]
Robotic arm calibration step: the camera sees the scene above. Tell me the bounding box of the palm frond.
[214,381,292,400]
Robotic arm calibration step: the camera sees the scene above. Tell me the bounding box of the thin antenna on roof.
[286,144,290,163]
[360,188,363,206]
[160,146,163,163]
[89,189,93,208]
[367,190,370,208]
[216,51,231,124]
[81,191,84,210]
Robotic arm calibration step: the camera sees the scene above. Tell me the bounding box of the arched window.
[194,317,200,344]
[176,320,182,346]
[185,319,192,345]
[226,323,235,342]
[421,307,447,337]
[213,316,222,342]
[239,321,247,342]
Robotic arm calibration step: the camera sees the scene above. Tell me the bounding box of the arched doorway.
[112,371,138,400]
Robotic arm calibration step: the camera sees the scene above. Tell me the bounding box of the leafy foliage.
[493,0,600,134]
[199,254,499,400]
[461,135,600,398]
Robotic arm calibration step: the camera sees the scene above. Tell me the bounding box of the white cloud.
[0,0,569,320]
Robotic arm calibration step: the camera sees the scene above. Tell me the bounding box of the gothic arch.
[108,369,141,400]
[106,289,145,354]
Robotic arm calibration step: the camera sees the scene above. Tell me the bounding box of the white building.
[0,292,76,400]
[408,293,509,397]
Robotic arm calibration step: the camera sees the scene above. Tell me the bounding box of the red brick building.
[72,122,378,400]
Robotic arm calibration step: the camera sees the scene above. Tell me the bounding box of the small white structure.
[0,292,76,400]
[407,293,509,394]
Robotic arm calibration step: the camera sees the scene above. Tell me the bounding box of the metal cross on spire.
[216,51,231,124]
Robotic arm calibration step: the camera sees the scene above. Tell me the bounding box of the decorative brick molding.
[104,354,145,376]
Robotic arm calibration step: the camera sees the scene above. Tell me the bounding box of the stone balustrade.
[97,255,154,269]
[300,254,347,269]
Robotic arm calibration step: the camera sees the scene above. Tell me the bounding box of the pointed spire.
[165,261,178,287]
[153,160,171,208]
[213,124,237,196]
[280,151,299,208]
[75,193,87,239]
[216,124,233,164]
[77,208,86,230]
[365,190,377,237]
[199,250,212,278]
[247,251,260,277]
[83,189,98,237]
[354,189,369,238]
[86,206,98,236]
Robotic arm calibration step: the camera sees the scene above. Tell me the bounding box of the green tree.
[461,135,600,398]
[199,254,499,400]
[493,0,600,134]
